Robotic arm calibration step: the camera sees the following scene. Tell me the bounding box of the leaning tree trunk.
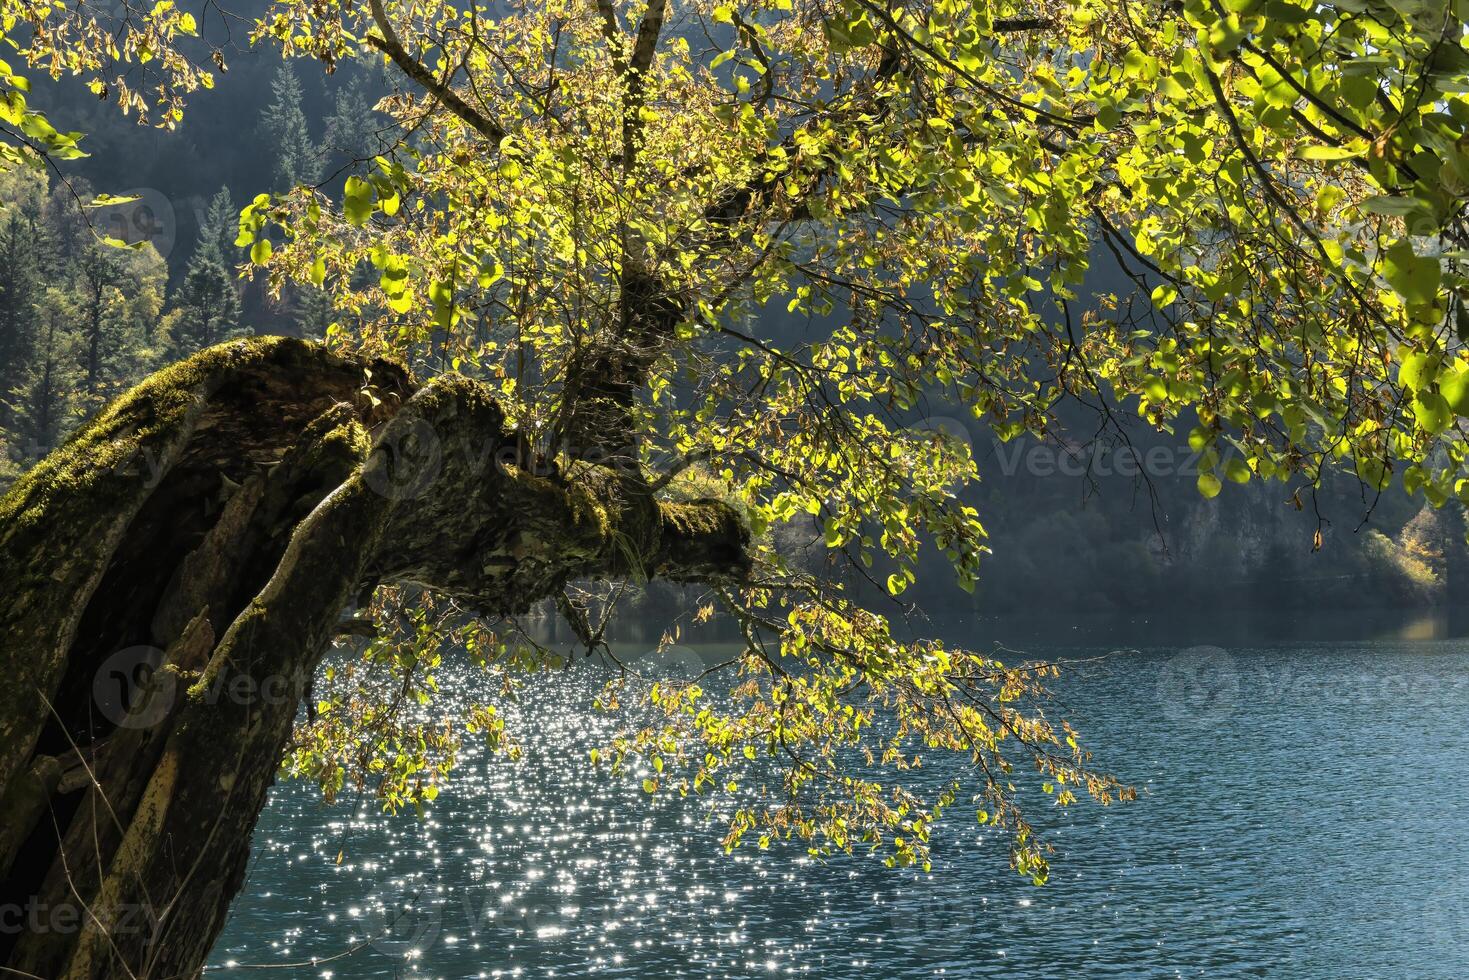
[0,336,749,979]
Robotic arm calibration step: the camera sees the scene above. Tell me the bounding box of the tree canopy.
[4,0,1467,883]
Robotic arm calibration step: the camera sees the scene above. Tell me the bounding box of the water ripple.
[209,638,1469,979]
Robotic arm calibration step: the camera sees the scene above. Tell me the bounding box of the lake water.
[207,611,1469,978]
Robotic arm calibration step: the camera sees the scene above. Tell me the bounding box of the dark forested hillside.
[0,19,395,473]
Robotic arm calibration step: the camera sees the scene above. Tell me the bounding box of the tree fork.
[0,336,750,978]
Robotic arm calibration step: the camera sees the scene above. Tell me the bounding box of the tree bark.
[0,336,750,979]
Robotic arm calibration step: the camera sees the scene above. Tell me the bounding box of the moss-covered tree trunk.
[0,337,748,979]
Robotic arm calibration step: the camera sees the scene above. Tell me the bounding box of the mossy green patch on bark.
[0,336,401,832]
[0,341,752,979]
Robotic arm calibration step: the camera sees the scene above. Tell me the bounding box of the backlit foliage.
[8,0,1469,877]
[282,591,529,813]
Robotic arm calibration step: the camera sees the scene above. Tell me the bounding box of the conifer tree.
[0,168,50,402]
[195,185,237,266]
[7,288,80,460]
[110,243,170,371]
[292,282,335,340]
[0,210,38,398]
[261,63,321,192]
[73,244,123,399]
[169,255,244,355]
[322,66,393,163]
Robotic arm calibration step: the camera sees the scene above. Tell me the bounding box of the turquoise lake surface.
[207,611,1469,978]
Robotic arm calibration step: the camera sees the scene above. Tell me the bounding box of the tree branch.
[366,0,505,143]
[627,0,668,82]
[621,0,668,164]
